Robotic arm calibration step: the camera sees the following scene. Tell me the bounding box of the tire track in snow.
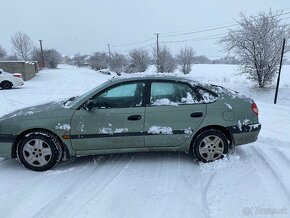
[32,154,133,218]
[0,157,102,218]
[30,155,119,218]
[245,146,290,202]
[70,154,134,218]
[272,148,290,165]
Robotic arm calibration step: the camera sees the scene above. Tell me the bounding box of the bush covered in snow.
[153,45,177,73]
[126,48,151,73]
[220,10,290,88]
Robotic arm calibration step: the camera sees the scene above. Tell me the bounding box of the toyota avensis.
[0,75,261,171]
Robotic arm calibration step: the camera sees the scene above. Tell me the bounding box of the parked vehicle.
[0,69,24,89]
[0,75,261,171]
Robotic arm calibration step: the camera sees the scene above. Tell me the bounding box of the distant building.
[0,61,38,81]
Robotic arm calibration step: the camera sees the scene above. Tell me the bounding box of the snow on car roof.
[109,72,200,85]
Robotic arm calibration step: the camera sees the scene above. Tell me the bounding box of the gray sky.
[1,0,290,58]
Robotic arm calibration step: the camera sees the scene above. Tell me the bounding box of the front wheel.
[17,131,63,171]
[192,129,229,162]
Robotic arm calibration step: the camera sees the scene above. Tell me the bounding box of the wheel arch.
[11,128,71,159]
[0,80,13,87]
[190,125,234,152]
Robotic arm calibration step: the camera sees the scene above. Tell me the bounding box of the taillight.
[13,73,22,78]
[251,102,258,116]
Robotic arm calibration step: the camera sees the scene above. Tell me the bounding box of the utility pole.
[155,33,160,73]
[39,40,45,68]
[274,38,286,104]
[107,44,111,56]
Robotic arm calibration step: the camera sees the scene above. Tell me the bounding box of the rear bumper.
[14,81,24,87]
[0,134,14,158]
[227,123,261,146]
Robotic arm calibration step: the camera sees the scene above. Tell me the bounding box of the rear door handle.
[190,112,203,118]
[128,115,142,121]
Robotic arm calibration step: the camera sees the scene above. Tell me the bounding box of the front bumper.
[227,123,262,146]
[0,134,14,158]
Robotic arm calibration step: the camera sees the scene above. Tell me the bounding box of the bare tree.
[88,52,109,70]
[108,53,128,73]
[220,11,290,88]
[31,48,62,68]
[11,32,34,61]
[177,47,195,74]
[153,45,176,73]
[126,48,150,73]
[0,45,6,60]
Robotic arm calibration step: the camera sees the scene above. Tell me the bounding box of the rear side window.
[196,87,218,103]
[150,82,199,106]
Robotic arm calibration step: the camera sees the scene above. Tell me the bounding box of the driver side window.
[92,82,145,109]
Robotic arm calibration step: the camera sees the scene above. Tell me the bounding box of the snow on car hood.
[0,100,73,121]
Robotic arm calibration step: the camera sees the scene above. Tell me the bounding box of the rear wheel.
[17,131,63,171]
[1,81,13,89]
[192,129,229,162]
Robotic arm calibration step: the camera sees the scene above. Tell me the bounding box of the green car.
[0,75,261,171]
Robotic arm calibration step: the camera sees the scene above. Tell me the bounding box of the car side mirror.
[83,99,96,111]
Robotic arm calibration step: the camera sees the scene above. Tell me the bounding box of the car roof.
[108,73,200,86]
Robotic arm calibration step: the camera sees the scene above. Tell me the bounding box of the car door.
[144,81,206,147]
[70,81,145,151]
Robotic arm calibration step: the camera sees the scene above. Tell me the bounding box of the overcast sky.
[1,0,289,58]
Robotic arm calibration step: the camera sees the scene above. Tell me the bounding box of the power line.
[158,22,235,36]
[111,37,155,48]
[114,43,155,53]
[160,33,227,44]
[160,24,238,38]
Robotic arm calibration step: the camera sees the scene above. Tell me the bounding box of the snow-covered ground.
[0,64,289,218]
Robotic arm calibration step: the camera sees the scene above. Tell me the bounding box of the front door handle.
[190,112,203,118]
[128,115,142,121]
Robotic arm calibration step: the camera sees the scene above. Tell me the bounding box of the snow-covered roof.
[109,72,200,85]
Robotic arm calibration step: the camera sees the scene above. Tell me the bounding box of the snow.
[55,123,71,131]
[224,103,232,110]
[99,127,129,134]
[0,64,290,218]
[148,126,173,135]
[151,98,178,106]
[114,128,129,133]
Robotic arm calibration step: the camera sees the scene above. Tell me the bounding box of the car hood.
[0,100,74,122]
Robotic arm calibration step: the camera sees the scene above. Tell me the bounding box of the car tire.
[1,81,13,89]
[192,129,229,163]
[17,131,63,171]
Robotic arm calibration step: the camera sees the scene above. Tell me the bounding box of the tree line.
[72,47,241,75]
